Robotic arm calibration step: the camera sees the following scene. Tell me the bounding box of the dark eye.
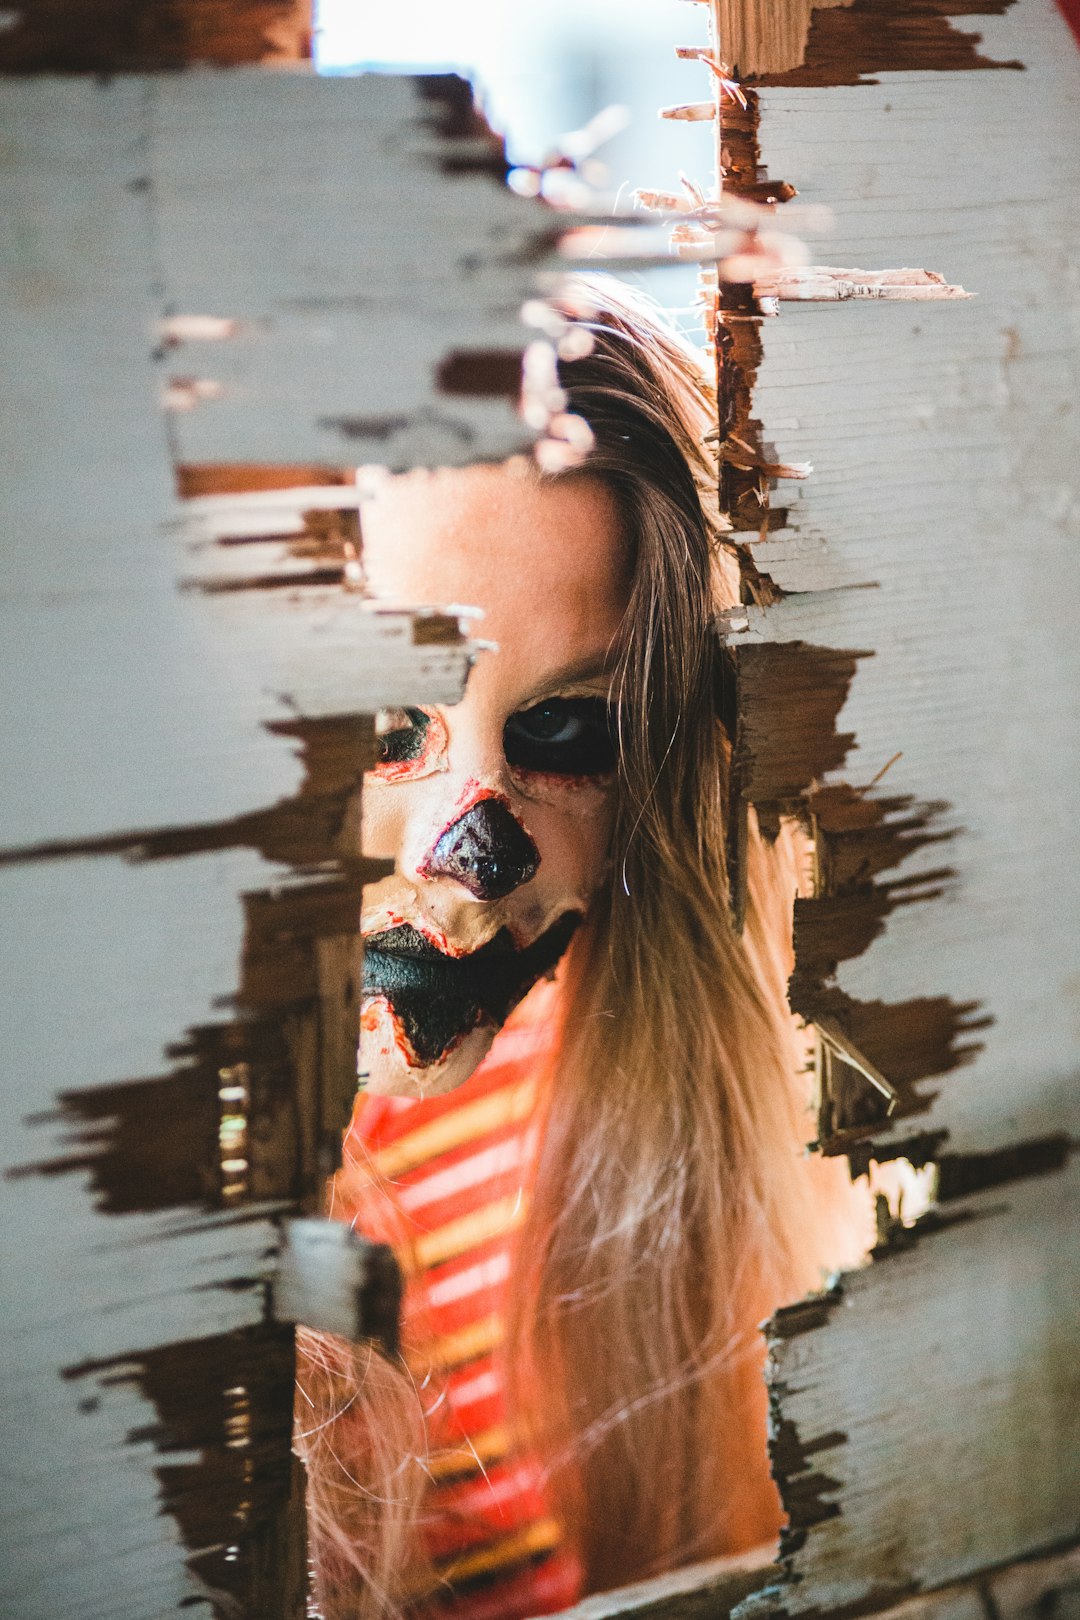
[377,707,430,765]
[504,698,617,777]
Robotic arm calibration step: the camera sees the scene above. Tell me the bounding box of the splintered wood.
[3,2,1079,1619]
[621,0,1080,1616]
[680,1,1080,1618]
[148,72,559,470]
[0,66,566,1620]
[0,0,313,70]
[753,266,971,301]
[762,1164,1080,1606]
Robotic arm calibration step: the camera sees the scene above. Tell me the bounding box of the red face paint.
[511,766,615,795]
[371,706,449,784]
[441,781,518,823]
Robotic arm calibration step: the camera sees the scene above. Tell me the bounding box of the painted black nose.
[421,797,540,901]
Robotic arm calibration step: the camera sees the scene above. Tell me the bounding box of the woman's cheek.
[359,779,410,863]
[519,778,618,903]
[510,767,616,817]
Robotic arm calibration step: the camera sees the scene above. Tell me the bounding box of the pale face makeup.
[358,461,631,1098]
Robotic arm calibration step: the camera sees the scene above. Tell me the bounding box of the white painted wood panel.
[712,3,1080,1615]
[740,0,1080,1156]
[0,75,486,855]
[150,70,554,468]
[0,64,544,1617]
[0,847,279,1620]
[759,1161,1080,1613]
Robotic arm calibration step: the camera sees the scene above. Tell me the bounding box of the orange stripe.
[412,1312,505,1375]
[372,1079,536,1179]
[414,1193,526,1270]
[435,1518,563,1585]
[427,1421,512,1481]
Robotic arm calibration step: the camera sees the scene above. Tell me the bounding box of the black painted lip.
[363,916,576,1001]
[361,913,580,1064]
[365,923,493,962]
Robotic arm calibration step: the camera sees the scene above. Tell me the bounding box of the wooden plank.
[745,1546,1080,1620]
[546,1546,777,1620]
[607,1539,1080,1620]
[699,1,1080,1614]
[150,70,558,468]
[725,0,1080,1159]
[0,62,541,1618]
[0,846,282,1620]
[0,77,482,855]
[0,0,312,71]
[759,1162,1080,1612]
[712,0,853,77]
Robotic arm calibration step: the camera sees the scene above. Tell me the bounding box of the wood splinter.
[755,266,972,301]
[660,100,717,122]
[674,48,749,107]
[815,1016,899,1112]
[635,189,819,231]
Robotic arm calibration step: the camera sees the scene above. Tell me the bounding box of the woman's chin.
[358,1000,497,1099]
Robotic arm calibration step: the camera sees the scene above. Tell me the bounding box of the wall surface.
[0,67,560,1619]
[720,0,1080,1611]
[2,2,1078,1616]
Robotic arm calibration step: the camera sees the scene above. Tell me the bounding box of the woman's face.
[358,461,631,1098]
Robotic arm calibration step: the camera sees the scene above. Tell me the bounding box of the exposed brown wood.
[0,0,312,71]
[68,1325,304,1617]
[699,73,789,603]
[754,267,971,301]
[784,783,989,1154]
[436,349,526,398]
[934,1134,1072,1201]
[175,466,355,499]
[731,642,867,809]
[753,0,1024,85]
[714,0,853,77]
[704,0,1025,79]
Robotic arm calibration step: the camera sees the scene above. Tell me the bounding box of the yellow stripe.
[372,1079,536,1179]
[414,1193,525,1270]
[437,1518,563,1584]
[410,1311,505,1376]
[427,1421,512,1481]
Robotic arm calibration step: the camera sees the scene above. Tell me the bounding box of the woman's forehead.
[358,462,630,681]
[359,466,628,628]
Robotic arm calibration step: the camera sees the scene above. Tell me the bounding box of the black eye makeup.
[371,706,448,782]
[377,707,430,766]
[503,697,618,779]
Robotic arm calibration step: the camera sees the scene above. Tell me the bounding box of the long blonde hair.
[297,276,865,1614]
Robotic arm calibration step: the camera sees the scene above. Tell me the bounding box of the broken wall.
[0,37,559,1617]
[2,1,1079,1617]
[741,0,1080,1603]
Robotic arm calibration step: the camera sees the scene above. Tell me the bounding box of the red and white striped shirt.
[343,997,582,1619]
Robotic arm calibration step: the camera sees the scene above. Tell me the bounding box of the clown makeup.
[370,707,449,784]
[357,461,631,1098]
